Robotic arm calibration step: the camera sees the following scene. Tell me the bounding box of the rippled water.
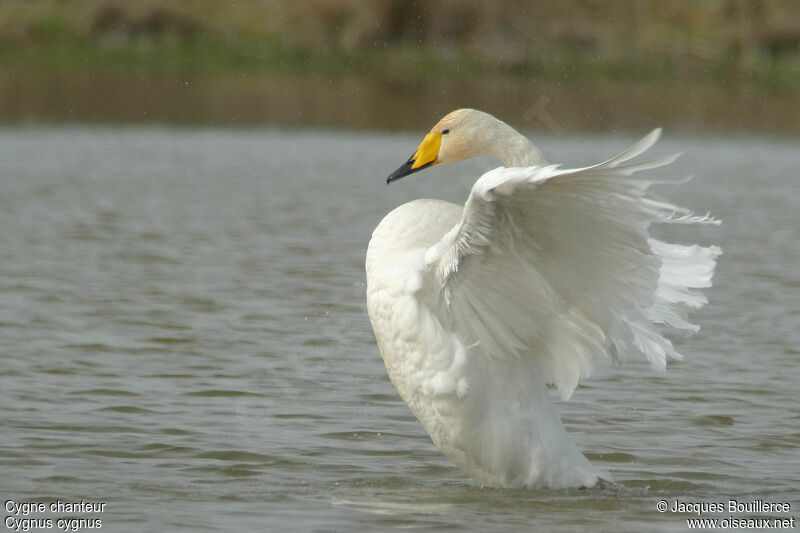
[1,126,798,531]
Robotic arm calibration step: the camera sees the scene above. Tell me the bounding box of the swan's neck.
[482,117,547,167]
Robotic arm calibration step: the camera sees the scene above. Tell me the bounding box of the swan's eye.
[442,129,450,135]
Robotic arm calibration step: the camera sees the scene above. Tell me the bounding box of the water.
[1,126,798,531]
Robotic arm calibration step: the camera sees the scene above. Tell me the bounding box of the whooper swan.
[365,109,720,489]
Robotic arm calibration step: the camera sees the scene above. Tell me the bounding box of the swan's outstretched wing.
[420,129,721,399]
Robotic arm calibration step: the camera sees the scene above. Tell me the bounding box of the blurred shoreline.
[4,67,799,136]
[2,1,799,134]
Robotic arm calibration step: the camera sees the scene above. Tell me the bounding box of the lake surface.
[1,126,798,531]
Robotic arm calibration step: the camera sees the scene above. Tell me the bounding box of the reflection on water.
[2,67,800,136]
[0,126,798,531]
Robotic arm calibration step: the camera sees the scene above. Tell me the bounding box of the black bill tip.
[386,156,434,184]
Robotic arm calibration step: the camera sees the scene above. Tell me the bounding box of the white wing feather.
[419,129,721,400]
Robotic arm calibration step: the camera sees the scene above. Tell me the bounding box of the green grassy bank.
[2,0,799,87]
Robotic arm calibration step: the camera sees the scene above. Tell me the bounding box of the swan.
[365,109,720,489]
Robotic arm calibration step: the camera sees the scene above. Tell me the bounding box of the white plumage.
[366,109,720,489]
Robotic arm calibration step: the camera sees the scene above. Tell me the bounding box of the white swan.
[365,109,720,489]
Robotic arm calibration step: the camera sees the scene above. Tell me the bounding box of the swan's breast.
[365,199,462,416]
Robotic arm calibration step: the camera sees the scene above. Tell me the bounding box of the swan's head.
[387,108,496,183]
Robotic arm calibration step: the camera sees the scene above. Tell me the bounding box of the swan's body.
[365,109,720,489]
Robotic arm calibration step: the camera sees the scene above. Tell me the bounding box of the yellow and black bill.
[386,132,442,183]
